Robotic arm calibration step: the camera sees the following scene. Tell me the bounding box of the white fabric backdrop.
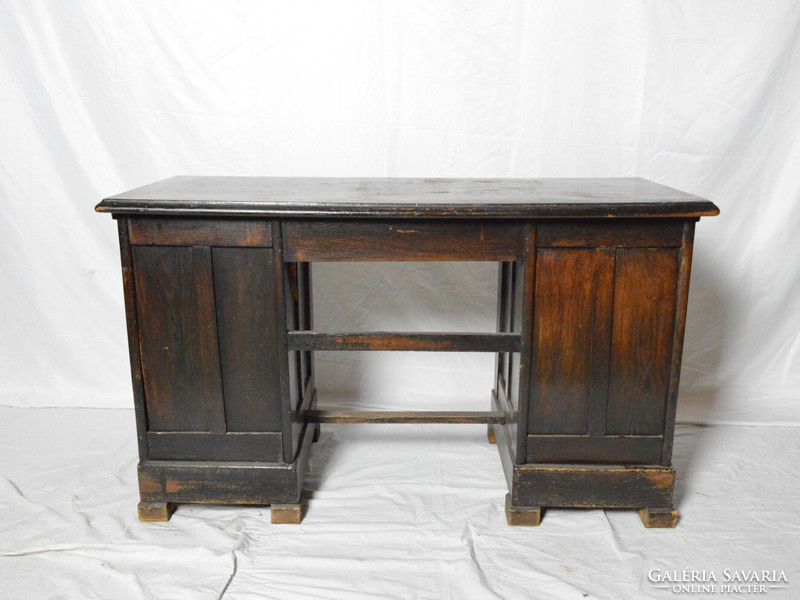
[2,0,799,425]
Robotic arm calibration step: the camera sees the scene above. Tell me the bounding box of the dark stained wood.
[504,494,541,526]
[138,502,175,522]
[213,247,282,432]
[270,221,297,463]
[490,391,515,493]
[606,248,680,435]
[132,245,226,433]
[661,222,695,464]
[526,435,663,464]
[100,177,717,526]
[282,220,524,262]
[537,219,683,248]
[138,413,316,505]
[494,262,511,401]
[296,262,314,406]
[97,176,720,219]
[147,432,283,462]
[302,410,506,424]
[288,331,522,353]
[588,248,615,437]
[495,378,513,414]
[115,218,149,462]
[512,465,675,508]
[528,249,596,435]
[513,225,536,462]
[505,262,522,431]
[639,506,679,528]
[139,462,302,505]
[128,217,272,246]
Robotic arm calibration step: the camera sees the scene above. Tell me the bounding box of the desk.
[96,177,718,527]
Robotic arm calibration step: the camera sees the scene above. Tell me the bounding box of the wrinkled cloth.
[0,407,799,599]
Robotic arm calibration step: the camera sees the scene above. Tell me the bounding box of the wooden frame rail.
[301,410,507,424]
[287,331,522,352]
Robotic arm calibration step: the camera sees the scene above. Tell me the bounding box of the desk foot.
[138,502,175,522]
[312,424,321,443]
[505,494,541,526]
[487,424,496,444]
[639,506,679,528]
[271,502,304,524]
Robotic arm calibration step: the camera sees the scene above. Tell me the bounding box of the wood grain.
[213,247,283,432]
[301,410,506,424]
[288,331,521,353]
[282,219,524,261]
[129,218,272,246]
[98,176,720,219]
[528,249,596,435]
[525,435,663,464]
[537,219,684,248]
[512,465,675,508]
[132,245,226,433]
[146,432,283,462]
[606,248,680,435]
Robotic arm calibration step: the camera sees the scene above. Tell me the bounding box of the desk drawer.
[282,219,525,261]
[537,219,684,248]
[129,218,272,247]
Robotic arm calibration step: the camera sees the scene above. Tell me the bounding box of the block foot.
[138,501,175,522]
[638,506,679,528]
[271,502,304,524]
[487,424,496,444]
[312,424,321,443]
[505,494,541,526]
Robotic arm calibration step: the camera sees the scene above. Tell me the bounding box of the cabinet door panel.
[529,248,613,435]
[526,224,683,465]
[606,248,679,435]
[213,247,282,432]
[132,245,226,433]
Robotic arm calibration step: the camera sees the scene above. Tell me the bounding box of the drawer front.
[129,217,272,247]
[282,219,525,261]
[537,219,684,248]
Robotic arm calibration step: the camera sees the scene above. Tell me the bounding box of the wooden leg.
[639,506,679,528]
[312,423,321,443]
[138,501,175,522]
[505,494,542,526]
[271,502,304,524]
[487,424,496,444]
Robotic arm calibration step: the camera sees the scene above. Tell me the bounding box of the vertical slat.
[606,248,680,435]
[503,262,514,398]
[588,248,616,437]
[117,218,149,461]
[213,247,282,433]
[286,262,303,414]
[272,222,296,462]
[297,263,309,392]
[514,224,536,463]
[494,262,507,392]
[661,221,696,464]
[302,262,315,396]
[132,245,226,432]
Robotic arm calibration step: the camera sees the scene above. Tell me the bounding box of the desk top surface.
[97,176,719,219]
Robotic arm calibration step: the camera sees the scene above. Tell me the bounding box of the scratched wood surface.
[96,176,719,218]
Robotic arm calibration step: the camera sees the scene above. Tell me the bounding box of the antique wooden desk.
[96,177,718,527]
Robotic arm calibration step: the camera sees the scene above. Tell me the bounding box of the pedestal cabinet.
[97,177,718,527]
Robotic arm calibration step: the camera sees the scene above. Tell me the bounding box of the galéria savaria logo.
[646,568,789,595]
